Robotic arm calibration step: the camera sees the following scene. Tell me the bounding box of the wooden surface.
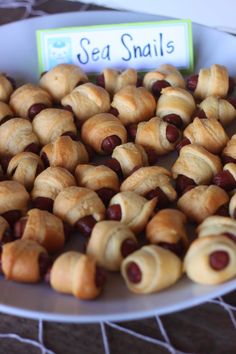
[0,1,236,353]
[0,293,235,354]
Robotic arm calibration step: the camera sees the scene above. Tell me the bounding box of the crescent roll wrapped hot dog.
[2,239,49,283]
[121,245,182,294]
[184,235,236,284]
[50,251,106,300]
[39,63,88,102]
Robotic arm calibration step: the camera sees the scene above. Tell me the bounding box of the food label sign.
[37,20,193,74]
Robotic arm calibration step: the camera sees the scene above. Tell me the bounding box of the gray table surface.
[0,1,236,353]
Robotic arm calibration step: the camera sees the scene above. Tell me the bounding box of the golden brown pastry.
[40,136,89,172]
[0,118,39,157]
[143,64,185,99]
[172,144,222,192]
[13,208,65,253]
[183,235,236,284]
[197,216,236,241]
[120,166,177,208]
[0,180,29,224]
[182,117,229,154]
[109,142,149,178]
[7,152,44,191]
[53,186,105,236]
[135,116,181,155]
[75,164,120,205]
[81,113,127,155]
[0,102,14,124]
[31,167,76,212]
[156,87,196,127]
[0,73,14,102]
[50,251,105,299]
[61,82,110,123]
[39,63,88,102]
[197,96,236,126]
[107,191,157,234]
[0,216,11,245]
[97,68,138,95]
[177,185,229,224]
[187,64,230,100]
[9,83,52,119]
[222,134,236,163]
[32,108,77,146]
[86,220,137,271]
[121,245,182,294]
[111,85,156,125]
[1,239,49,283]
[146,209,188,256]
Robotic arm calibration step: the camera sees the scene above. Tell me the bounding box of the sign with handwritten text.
[37,20,193,74]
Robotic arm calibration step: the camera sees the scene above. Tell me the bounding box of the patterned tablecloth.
[0,1,236,353]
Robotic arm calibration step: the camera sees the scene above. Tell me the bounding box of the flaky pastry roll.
[222,134,236,163]
[31,167,76,211]
[7,152,44,191]
[75,164,119,205]
[189,64,230,100]
[0,180,29,223]
[39,63,88,102]
[10,83,52,119]
[0,73,14,102]
[81,113,127,155]
[172,144,222,185]
[53,186,105,227]
[197,96,236,126]
[183,117,228,154]
[111,142,149,177]
[61,82,110,122]
[86,220,137,271]
[135,116,181,155]
[177,185,229,224]
[111,85,156,125]
[143,64,185,93]
[184,235,236,284]
[2,239,48,283]
[197,216,236,241]
[107,191,157,234]
[146,209,188,256]
[156,87,196,127]
[14,208,65,253]
[0,101,14,124]
[40,136,89,172]
[97,68,138,95]
[0,118,39,156]
[32,108,77,146]
[120,166,177,207]
[50,251,105,299]
[121,245,182,294]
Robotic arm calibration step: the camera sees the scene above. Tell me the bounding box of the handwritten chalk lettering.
[121,33,175,62]
[77,37,111,64]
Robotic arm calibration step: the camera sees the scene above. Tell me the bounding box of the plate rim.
[1,277,236,323]
[0,9,236,323]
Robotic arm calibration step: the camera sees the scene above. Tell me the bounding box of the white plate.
[0,11,236,323]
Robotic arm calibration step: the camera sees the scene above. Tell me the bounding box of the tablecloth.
[0,2,236,354]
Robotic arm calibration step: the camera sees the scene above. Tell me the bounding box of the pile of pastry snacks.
[0,62,235,300]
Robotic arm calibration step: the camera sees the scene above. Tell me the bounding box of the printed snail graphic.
[48,38,72,67]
